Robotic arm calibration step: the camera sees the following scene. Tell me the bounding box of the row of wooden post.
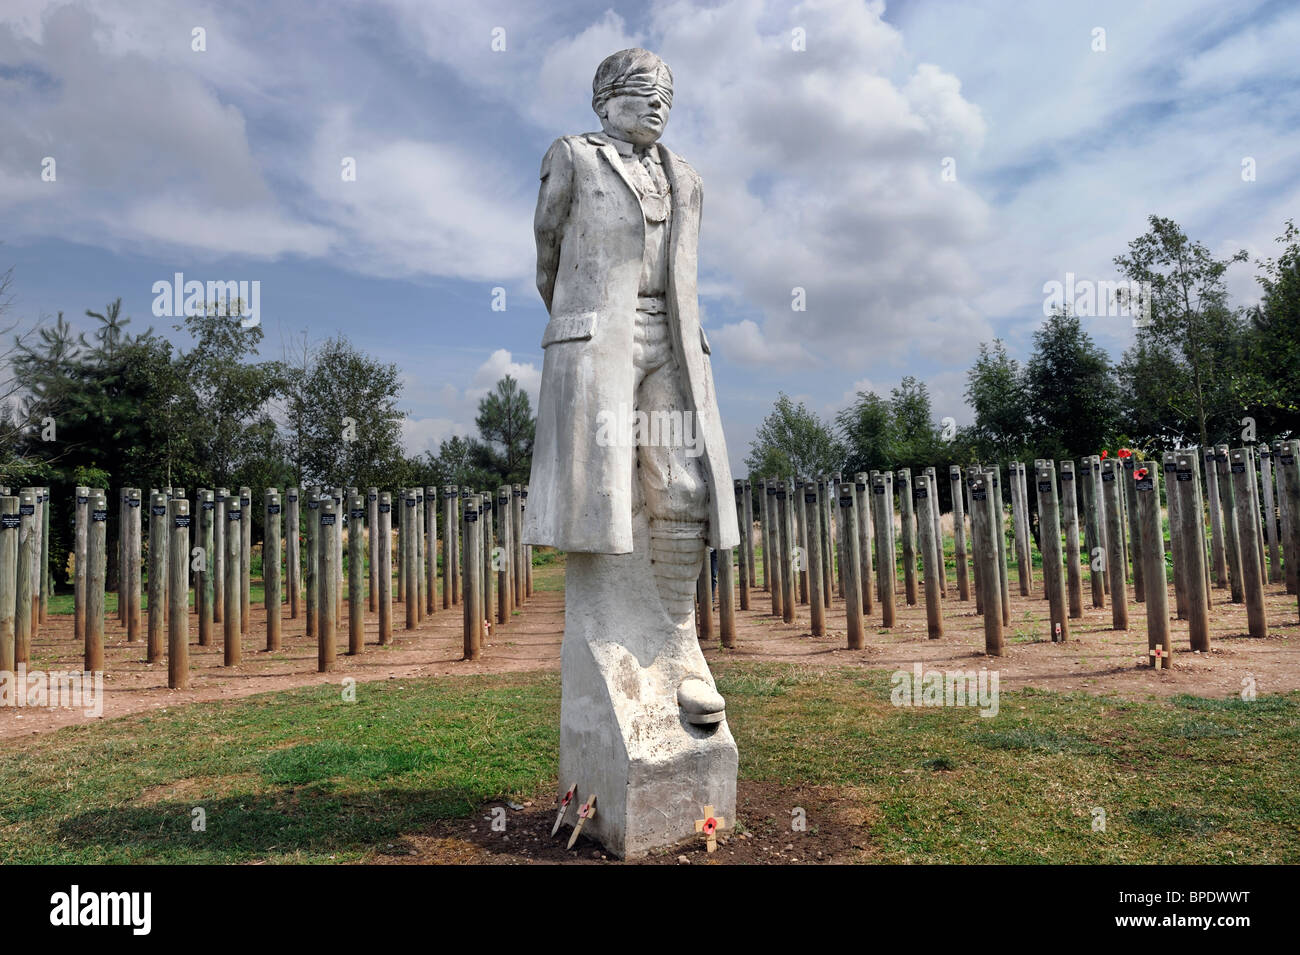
[694,440,1300,667]
[0,481,537,696]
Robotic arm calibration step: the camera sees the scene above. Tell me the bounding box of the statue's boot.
[650,519,726,725]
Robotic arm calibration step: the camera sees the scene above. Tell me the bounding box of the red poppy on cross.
[1135,467,1149,480]
[1118,448,1132,458]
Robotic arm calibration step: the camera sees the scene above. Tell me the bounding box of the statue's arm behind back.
[534,137,575,313]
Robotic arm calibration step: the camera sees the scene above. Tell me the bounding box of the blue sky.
[2,0,1298,474]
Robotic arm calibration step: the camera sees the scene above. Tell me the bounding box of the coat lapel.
[586,133,641,206]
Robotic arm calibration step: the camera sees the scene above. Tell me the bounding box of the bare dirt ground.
[2,562,1297,741]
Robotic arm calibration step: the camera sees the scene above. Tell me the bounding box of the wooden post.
[317,496,337,671]
[787,478,803,605]
[1122,456,1145,602]
[803,483,825,636]
[853,472,873,615]
[694,550,713,639]
[970,472,1003,655]
[777,481,796,625]
[820,476,834,606]
[37,487,48,625]
[363,487,376,612]
[1101,458,1129,631]
[377,492,393,644]
[748,478,759,589]
[481,493,493,632]
[167,498,190,689]
[214,488,227,624]
[1163,453,1189,620]
[734,480,750,611]
[442,487,455,608]
[1174,452,1211,651]
[278,487,295,620]
[1010,461,1030,596]
[1018,462,1035,595]
[1093,457,1109,597]
[872,472,897,627]
[1214,445,1245,603]
[1259,445,1281,583]
[963,468,982,613]
[757,478,771,593]
[145,490,166,663]
[1134,463,1171,668]
[305,488,319,637]
[345,492,363,654]
[197,490,214,647]
[1229,448,1268,637]
[1059,461,1085,619]
[923,466,946,598]
[118,487,127,624]
[224,494,242,666]
[121,488,138,643]
[915,472,944,639]
[497,487,512,625]
[86,491,107,671]
[334,488,345,626]
[434,485,444,613]
[1277,441,1300,621]
[838,483,865,648]
[1247,447,1266,583]
[719,543,736,648]
[896,469,918,606]
[238,486,251,631]
[949,466,970,602]
[1034,461,1069,643]
[990,467,1011,627]
[1082,457,1105,608]
[416,488,427,621]
[766,481,781,616]
[823,475,836,605]
[1276,444,1297,595]
[792,478,807,606]
[74,486,89,645]
[403,490,417,630]
[463,495,481,660]
[264,489,282,651]
[1203,448,1229,589]
[0,496,17,677]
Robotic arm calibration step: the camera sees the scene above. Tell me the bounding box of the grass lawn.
[1,661,1295,863]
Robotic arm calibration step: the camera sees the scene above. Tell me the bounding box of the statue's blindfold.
[596,74,674,106]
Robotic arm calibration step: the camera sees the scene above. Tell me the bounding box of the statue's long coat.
[522,131,738,554]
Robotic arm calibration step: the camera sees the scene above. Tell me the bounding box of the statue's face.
[599,86,671,146]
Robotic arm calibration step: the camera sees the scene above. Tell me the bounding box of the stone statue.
[523,48,740,857]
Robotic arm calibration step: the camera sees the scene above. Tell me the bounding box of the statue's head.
[592,48,673,146]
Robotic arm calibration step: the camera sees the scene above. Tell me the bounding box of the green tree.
[965,339,1029,460]
[744,392,844,479]
[283,335,405,488]
[1113,215,1248,447]
[1242,219,1300,436]
[470,375,535,486]
[1024,308,1120,459]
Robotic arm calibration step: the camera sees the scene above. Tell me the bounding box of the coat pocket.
[541,310,598,347]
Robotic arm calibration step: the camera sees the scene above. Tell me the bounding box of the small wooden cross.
[551,783,577,837]
[694,806,725,853]
[1152,646,1163,670]
[566,793,597,850]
